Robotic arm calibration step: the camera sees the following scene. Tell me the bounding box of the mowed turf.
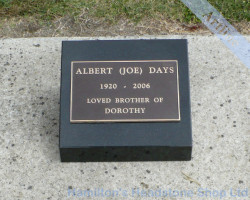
[0,0,249,24]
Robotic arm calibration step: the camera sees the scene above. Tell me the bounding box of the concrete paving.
[0,36,249,200]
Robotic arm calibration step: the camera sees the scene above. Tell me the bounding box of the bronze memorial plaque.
[70,60,180,123]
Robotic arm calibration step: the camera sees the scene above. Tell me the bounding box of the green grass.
[0,0,249,24]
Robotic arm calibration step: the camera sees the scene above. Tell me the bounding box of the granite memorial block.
[60,39,192,162]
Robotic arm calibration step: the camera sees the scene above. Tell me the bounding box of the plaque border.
[70,60,180,123]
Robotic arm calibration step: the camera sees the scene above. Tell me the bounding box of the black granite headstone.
[60,39,192,162]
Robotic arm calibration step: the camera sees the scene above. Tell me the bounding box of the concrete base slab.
[0,36,249,200]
